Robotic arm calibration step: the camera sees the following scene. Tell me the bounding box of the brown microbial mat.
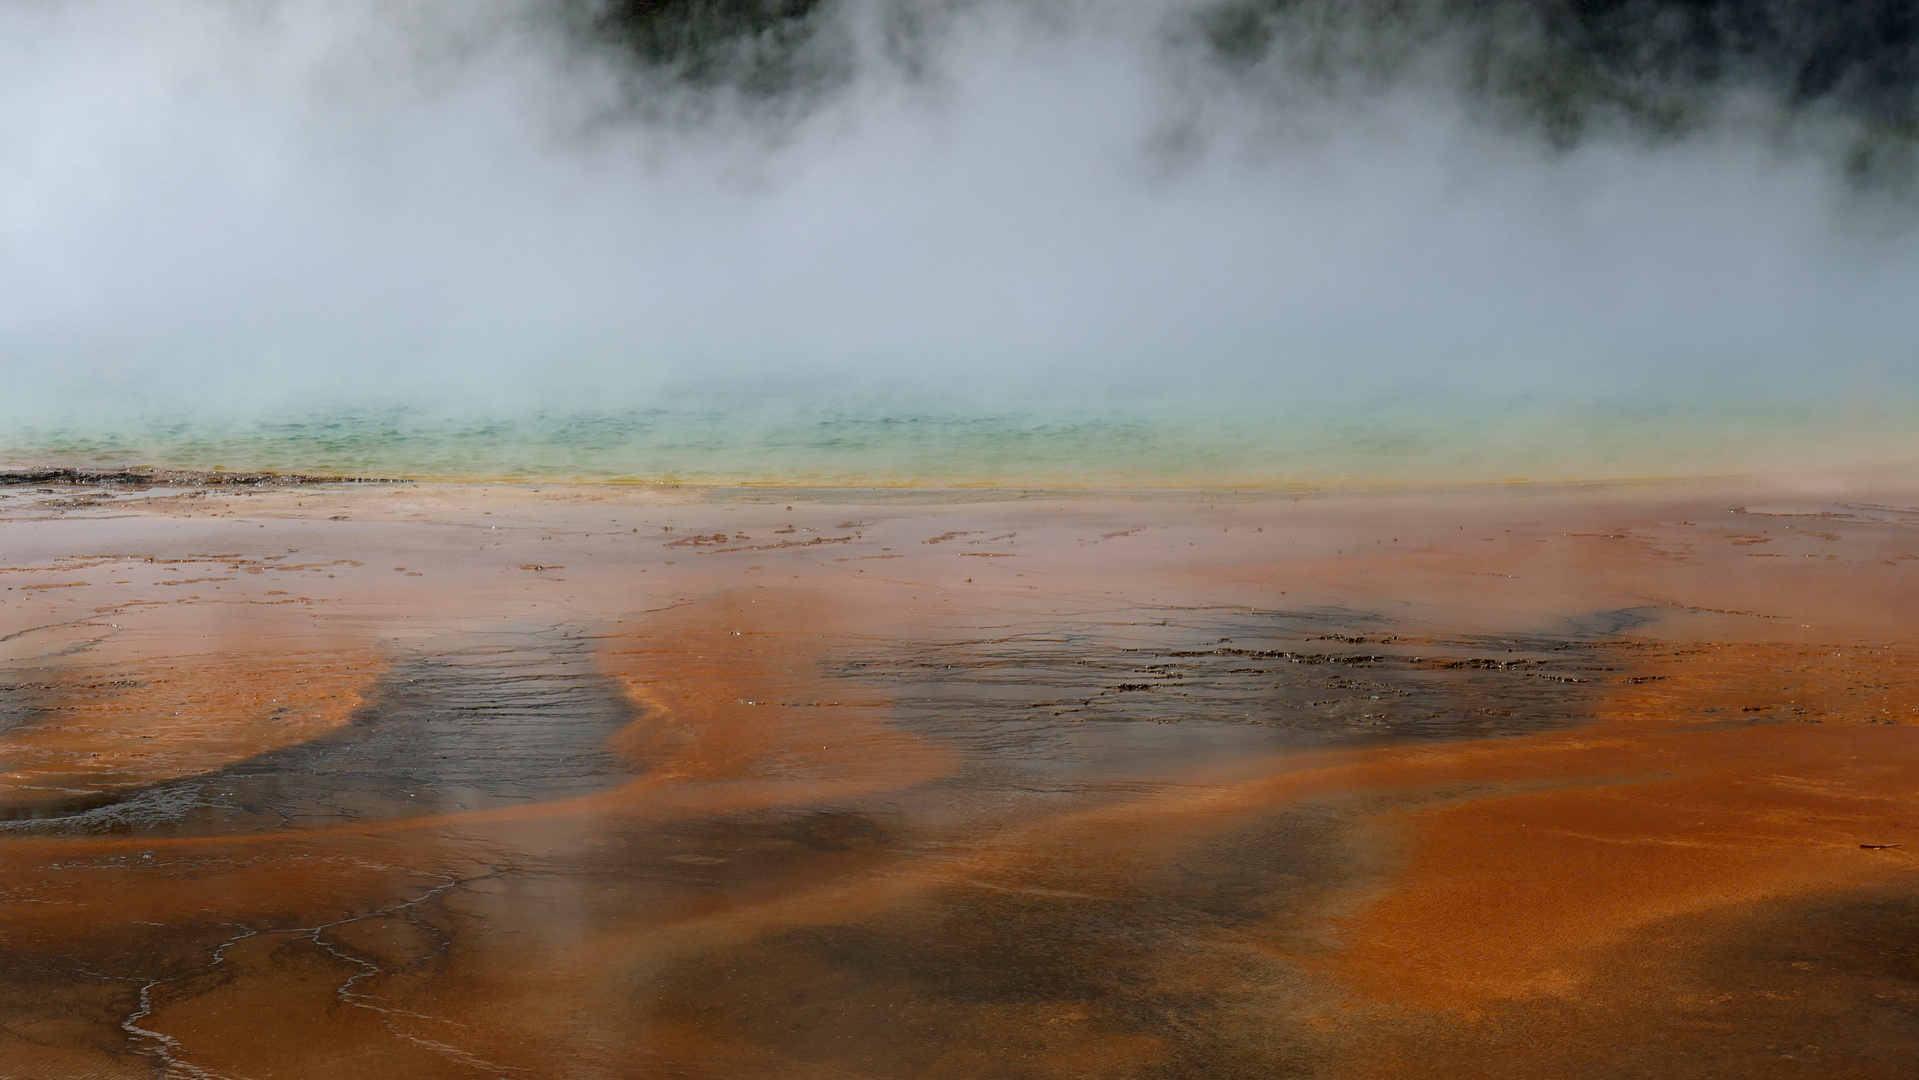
[0,477,1915,1078]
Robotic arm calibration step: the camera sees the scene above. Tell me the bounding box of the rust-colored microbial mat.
[1,478,1916,1078]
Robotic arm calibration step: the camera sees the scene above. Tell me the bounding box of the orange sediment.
[1,479,1917,1078]
[1320,645,1919,1010]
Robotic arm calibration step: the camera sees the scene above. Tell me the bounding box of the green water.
[2,398,1907,487]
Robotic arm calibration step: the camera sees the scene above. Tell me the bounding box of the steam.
[0,0,1915,479]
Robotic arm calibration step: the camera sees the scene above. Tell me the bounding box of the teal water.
[2,399,1907,487]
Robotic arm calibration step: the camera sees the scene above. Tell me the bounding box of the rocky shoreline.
[0,467,405,488]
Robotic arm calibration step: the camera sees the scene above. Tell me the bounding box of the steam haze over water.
[2,0,1917,484]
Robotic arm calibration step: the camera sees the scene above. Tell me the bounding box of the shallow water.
[0,480,1915,1078]
[5,400,1914,488]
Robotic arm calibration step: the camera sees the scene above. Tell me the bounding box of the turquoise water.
[2,399,1907,487]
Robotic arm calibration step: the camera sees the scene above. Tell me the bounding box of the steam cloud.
[0,0,1915,476]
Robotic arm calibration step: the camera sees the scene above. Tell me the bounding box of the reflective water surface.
[1,480,1916,1078]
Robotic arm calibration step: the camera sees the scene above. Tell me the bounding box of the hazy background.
[1,0,1915,484]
